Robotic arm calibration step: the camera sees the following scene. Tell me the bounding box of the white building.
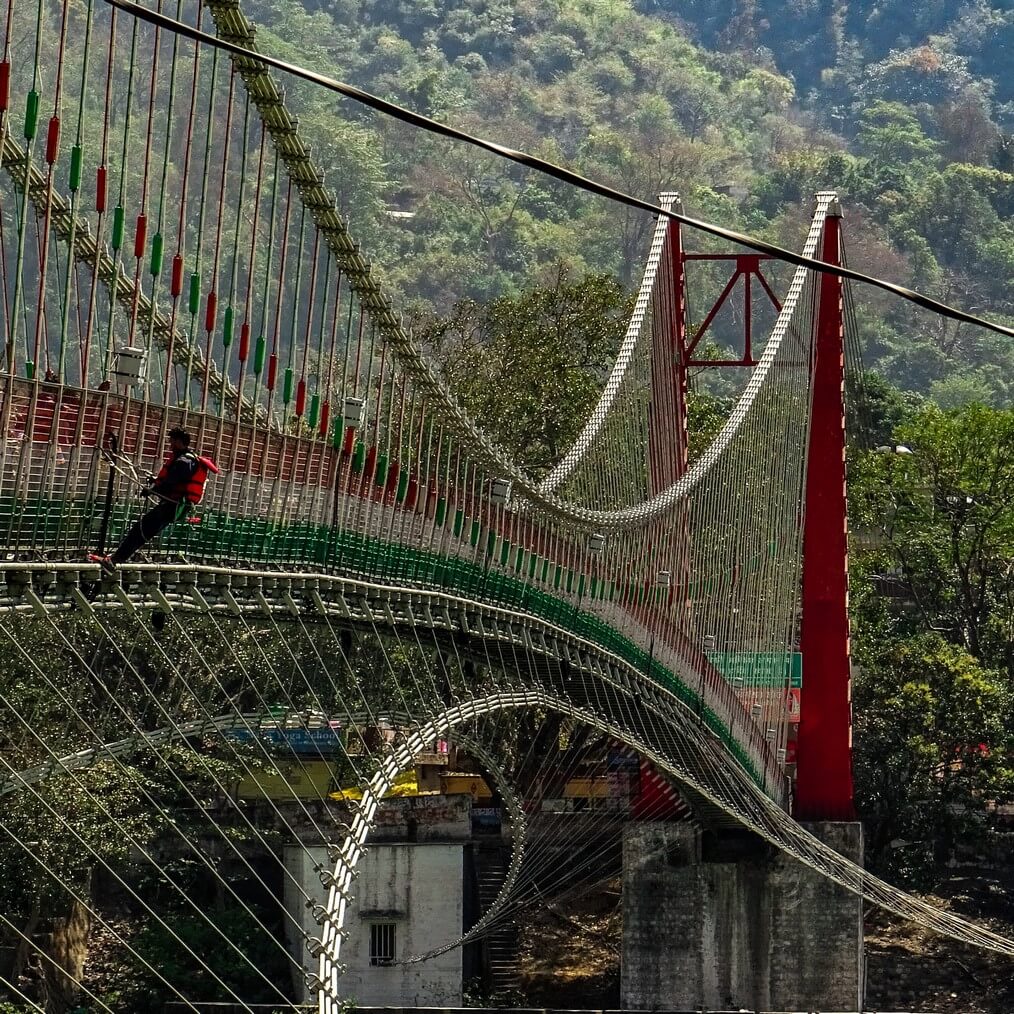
[285,842,466,1006]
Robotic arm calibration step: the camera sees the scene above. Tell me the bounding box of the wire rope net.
[2,588,1014,1012]
[0,0,1011,1011]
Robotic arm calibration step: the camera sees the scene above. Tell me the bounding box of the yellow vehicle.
[330,769,422,801]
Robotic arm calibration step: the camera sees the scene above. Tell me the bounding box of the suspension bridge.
[0,0,1011,1012]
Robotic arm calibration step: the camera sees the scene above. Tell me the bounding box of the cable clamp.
[218,587,243,616]
[307,902,333,925]
[358,596,375,623]
[307,934,347,957]
[319,868,357,895]
[306,973,345,997]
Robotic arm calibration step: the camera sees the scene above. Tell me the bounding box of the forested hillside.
[1,6,1011,1010]
[645,0,1014,118]
[244,0,1013,405]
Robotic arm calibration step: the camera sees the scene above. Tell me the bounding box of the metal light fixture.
[343,396,365,428]
[489,478,512,505]
[112,346,147,387]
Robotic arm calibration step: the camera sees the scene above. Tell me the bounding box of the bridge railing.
[0,0,807,801]
[0,369,785,800]
[0,374,336,555]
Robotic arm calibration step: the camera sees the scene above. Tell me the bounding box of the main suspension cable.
[106,0,1014,343]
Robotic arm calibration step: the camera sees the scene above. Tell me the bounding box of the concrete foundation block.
[621,821,863,1012]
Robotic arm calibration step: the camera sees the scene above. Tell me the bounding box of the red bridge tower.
[655,192,855,820]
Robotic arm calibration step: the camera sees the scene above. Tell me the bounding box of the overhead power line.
[108,0,1014,341]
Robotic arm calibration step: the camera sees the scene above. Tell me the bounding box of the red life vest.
[155,451,220,504]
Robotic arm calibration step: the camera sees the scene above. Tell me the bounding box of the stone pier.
[621,821,864,1011]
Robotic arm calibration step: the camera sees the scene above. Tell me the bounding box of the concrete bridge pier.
[621,821,864,1012]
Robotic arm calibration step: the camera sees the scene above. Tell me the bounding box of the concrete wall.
[249,791,472,843]
[367,793,472,843]
[285,843,465,1006]
[769,820,865,1010]
[621,822,863,1012]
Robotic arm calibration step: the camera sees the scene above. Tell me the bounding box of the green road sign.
[707,651,803,689]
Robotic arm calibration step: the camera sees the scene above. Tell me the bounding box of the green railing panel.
[0,492,763,786]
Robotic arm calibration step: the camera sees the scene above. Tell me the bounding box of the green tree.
[122,893,294,1013]
[852,403,1014,669]
[847,369,922,448]
[929,370,1007,409]
[419,268,631,475]
[855,101,940,165]
[852,632,1014,876]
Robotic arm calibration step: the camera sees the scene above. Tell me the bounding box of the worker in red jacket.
[100,427,218,572]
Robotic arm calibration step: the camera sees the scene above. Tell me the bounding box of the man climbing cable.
[98,427,218,572]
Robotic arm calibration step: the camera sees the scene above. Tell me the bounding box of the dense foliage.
[850,401,1014,875]
[4,1,1014,1006]
[419,269,632,476]
[257,0,1014,873]
[255,0,1014,874]
[243,0,1013,405]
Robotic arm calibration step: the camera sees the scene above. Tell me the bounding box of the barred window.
[369,922,396,966]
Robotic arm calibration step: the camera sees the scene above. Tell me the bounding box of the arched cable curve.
[393,732,527,965]
[1,709,528,968]
[200,0,827,533]
[538,195,676,494]
[4,560,787,799]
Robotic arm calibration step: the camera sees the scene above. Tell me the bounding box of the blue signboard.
[471,806,503,831]
[225,725,345,755]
